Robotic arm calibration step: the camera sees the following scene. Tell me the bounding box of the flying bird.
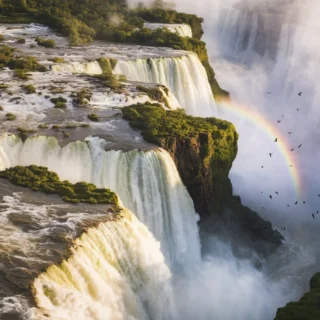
[303,201,306,204]
[275,192,279,195]
[288,132,293,135]
[297,108,299,111]
[269,153,273,157]
[318,194,320,197]
[269,195,273,199]
[287,205,290,207]
[298,144,302,148]
[261,166,264,168]
[312,214,315,219]
[298,91,302,96]
[291,148,295,152]
[317,211,319,214]
[295,201,298,205]
[277,120,281,123]
[274,138,278,142]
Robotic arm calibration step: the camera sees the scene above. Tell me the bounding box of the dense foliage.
[122,103,237,167]
[0,165,119,205]
[123,103,235,141]
[0,45,47,74]
[275,273,320,320]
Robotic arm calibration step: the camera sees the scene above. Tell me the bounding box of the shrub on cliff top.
[35,37,56,48]
[0,165,119,206]
[123,103,235,140]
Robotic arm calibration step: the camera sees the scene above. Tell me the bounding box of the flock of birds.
[260,91,319,223]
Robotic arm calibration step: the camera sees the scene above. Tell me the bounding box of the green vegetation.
[38,123,49,129]
[0,45,47,81]
[136,85,169,107]
[0,83,8,89]
[87,113,99,122]
[52,124,60,130]
[35,37,56,48]
[16,38,26,44]
[275,273,320,320]
[0,165,119,205]
[136,7,204,39]
[73,89,91,107]
[49,57,65,63]
[22,84,36,94]
[0,34,4,42]
[5,112,16,121]
[123,103,236,143]
[51,97,67,109]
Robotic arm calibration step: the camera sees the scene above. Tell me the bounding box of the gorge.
[0,0,319,320]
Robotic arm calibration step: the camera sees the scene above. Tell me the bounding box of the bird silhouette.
[303,201,306,204]
[267,92,271,94]
[318,194,320,197]
[282,115,284,118]
[288,132,293,134]
[287,205,290,207]
[274,138,278,142]
[269,195,273,199]
[297,108,299,111]
[261,166,264,168]
[269,153,273,157]
[295,201,298,205]
[298,144,302,148]
[312,214,315,219]
[298,92,302,96]
[291,148,295,152]
[277,120,281,123]
[317,211,319,214]
[275,192,279,195]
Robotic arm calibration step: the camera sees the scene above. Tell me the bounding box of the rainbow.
[217,99,303,198]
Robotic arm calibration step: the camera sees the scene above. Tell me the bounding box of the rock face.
[122,103,283,257]
[159,132,283,257]
[275,273,320,320]
[159,133,236,217]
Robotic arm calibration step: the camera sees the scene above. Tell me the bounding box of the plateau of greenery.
[0,165,119,205]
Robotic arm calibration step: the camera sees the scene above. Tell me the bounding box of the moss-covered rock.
[275,273,320,320]
[122,103,283,255]
[35,37,56,48]
[123,103,237,213]
[0,165,119,206]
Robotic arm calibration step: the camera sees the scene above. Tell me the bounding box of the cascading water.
[33,208,176,320]
[114,53,217,116]
[0,134,201,268]
[51,61,103,74]
[144,23,193,38]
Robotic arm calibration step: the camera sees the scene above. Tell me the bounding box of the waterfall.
[216,9,259,60]
[33,208,177,320]
[114,53,217,116]
[51,61,103,74]
[0,134,201,267]
[144,23,193,38]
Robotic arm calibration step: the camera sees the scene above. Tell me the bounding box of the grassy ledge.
[0,165,119,206]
